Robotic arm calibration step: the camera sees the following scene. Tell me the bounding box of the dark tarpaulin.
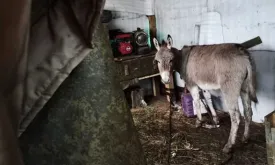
[1,0,147,164]
[20,23,147,165]
[19,0,106,137]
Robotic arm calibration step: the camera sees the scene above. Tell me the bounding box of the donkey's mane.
[161,40,167,47]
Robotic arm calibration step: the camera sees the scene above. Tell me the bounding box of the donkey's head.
[153,35,175,84]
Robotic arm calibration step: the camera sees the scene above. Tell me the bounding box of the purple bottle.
[181,89,195,118]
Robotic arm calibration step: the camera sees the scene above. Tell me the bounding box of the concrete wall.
[107,11,150,34]
[104,0,154,15]
[155,0,275,50]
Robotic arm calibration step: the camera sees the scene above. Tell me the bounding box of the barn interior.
[1,0,275,165]
[98,1,274,164]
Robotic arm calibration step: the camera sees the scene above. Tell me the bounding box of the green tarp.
[20,23,147,165]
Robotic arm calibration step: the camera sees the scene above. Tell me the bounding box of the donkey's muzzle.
[161,79,170,84]
[160,71,170,84]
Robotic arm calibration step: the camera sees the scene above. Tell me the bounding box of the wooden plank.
[152,76,160,96]
[241,36,262,49]
[265,110,275,165]
[272,113,275,128]
[266,121,272,142]
[266,143,275,165]
[138,73,160,80]
[114,51,156,62]
[147,15,157,49]
[272,128,275,141]
[114,54,159,82]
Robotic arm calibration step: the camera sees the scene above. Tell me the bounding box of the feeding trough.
[265,110,275,165]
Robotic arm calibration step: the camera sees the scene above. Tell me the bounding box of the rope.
[166,91,173,165]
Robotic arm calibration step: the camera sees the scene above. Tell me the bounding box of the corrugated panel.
[104,0,154,15]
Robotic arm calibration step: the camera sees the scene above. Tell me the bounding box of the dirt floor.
[131,96,267,165]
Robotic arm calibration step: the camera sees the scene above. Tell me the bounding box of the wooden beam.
[138,73,160,80]
[241,36,262,49]
[147,15,157,49]
[152,76,160,96]
[264,110,275,165]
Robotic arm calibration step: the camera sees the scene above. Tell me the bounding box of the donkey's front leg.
[190,87,202,128]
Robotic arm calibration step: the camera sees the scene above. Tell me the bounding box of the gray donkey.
[152,35,258,153]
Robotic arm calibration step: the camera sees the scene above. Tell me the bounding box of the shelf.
[114,50,157,62]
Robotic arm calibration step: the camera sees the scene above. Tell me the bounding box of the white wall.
[155,0,275,123]
[104,0,154,15]
[155,0,275,50]
[107,11,150,34]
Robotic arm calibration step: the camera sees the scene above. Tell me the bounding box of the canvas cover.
[19,0,106,136]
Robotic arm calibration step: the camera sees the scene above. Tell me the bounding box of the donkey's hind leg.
[240,90,252,143]
[190,86,203,128]
[221,87,241,153]
[203,90,219,125]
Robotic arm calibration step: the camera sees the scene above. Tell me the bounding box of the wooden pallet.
[265,110,275,165]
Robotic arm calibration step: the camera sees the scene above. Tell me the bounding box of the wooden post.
[264,110,275,165]
[152,76,160,96]
[147,15,160,97]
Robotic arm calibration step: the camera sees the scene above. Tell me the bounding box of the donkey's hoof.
[195,119,202,128]
[222,144,232,154]
[141,100,147,107]
[171,103,181,111]
[213,116,220,125]
[242,136,249,144]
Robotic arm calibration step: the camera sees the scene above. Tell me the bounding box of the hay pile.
[131,96,267,165]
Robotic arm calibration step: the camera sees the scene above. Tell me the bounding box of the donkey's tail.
[247,54,258,103]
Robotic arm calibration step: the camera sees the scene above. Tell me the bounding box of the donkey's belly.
[208,89,222,97]
[197,83,220,90]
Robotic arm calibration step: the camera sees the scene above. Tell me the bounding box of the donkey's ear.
[167,34,173,49]
[153,38,160,51]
